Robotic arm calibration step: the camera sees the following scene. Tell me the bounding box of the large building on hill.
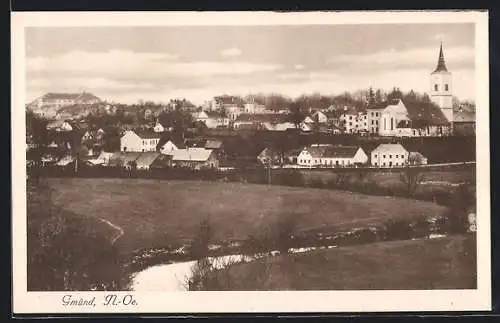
[28,91,101,119]
[430,43,453,124]
[30,91,101,109]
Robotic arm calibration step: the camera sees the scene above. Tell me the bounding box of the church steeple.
[433,42,448,73]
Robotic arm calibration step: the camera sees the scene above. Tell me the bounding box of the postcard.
[11,10,490,314]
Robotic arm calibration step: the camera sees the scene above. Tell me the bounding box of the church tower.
[430,43,453,123]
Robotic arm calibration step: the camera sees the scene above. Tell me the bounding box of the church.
[372,44,454,137]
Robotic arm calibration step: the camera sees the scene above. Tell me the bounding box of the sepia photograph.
[12,11,490,313]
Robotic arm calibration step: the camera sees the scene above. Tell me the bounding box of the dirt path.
[98,218,124,244]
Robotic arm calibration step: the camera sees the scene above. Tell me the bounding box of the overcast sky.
[25,23,475,105]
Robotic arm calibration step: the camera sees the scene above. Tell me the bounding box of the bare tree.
[400,154,424,197]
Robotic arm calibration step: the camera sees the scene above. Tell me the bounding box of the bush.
[384,218,414,241]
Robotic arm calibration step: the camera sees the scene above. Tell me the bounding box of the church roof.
[432,43,449,74]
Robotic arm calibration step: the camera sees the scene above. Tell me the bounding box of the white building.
[370,143,409,167]
[378,99,410,137]
[244,103,267,114]
[297,144,368,167]
[194,111,230,129]
[340,107,367,134]
[153,122,165,133]
[430,43,453,124]
[120,130,163,152]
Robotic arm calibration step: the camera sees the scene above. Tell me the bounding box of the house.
[297,144,368,167]
[29,91,101,110]
[244,103,267,114]
[153,122,165,133]
[339,106,367,134]
[87,151,114,166]
[172,148,219,170]
[156,134,186,156]
[257,147,283,166]
[120,130,163,152]
[366,101,387,134]
[408,151,428,165]
[370,143,409,167]
[453,108,475,136]
[234,113,296,131]
[225,105,245,121]
[135,152,165,170]
[194,111,230,129]
[108,152,142,169]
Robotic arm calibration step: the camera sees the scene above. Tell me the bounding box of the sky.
[25,23,475,105]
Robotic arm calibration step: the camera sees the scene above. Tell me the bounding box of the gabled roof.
[172,148,214,162]
[156,133,186,150]
[135,152,162,167]
[404,101,450,126]
[109,152,141,166]
[133,130,163,139]
[235,113,293,124]
[367,99,400,110]
[302,144,361,159]
[371,143,408,154]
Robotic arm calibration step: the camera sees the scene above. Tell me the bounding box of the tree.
[289,102,305,129]
[400,154,424,197]
[375,89,384,103]
[26,111,50,185]
[368,87,376,105]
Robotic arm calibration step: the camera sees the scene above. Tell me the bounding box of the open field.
[206,234,476,290]
[46,178,448,254]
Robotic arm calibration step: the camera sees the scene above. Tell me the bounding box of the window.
[445,84,449,91]
[390,118,394,131]
[382,162,386,166]
[349,122,352,126]
[374,162,378,166]
[371,120,374,125]
[349,116,353,120]
[383,154,386,158]
[376,120,379,125]
[389,154,392,158]
[374,154,377,158]
[434,84,438,91]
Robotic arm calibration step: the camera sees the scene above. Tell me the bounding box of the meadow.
[46,178,448,255]
[204,234,477,290]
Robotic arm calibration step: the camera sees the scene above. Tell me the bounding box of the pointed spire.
[433,42,448,73]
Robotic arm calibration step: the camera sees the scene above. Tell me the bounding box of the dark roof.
[134,130,163,139]
[304,144,361,159]
[235,113,292,124]
[366,99,400,110]
[432,43,449,74]
[156,133,186,150]
[404,101,450,126]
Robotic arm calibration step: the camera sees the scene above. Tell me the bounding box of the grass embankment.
[203,234,477,290]
[46,178,447,255]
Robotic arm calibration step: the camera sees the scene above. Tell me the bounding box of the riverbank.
[191,233,476,291]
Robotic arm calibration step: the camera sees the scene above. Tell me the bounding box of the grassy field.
[46,178,448,254]
[206,234,477,290]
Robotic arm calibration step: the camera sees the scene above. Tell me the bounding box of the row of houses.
[259,143,427,168]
